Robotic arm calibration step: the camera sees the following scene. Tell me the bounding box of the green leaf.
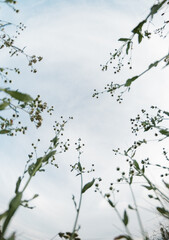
[148,60,159,69]
[132,20,147,34]
[32,194,39,199]
[15,176,21,194]
[138,32,143,43]
[4,89,33,103]
[58,233,64,238]
[133,160,140,170]
[114,235,133,240]
[159,129,169,136]
[118,38,130,42]
[43,150,56,162]
[129,176,133,185]
[163,181,169,189]
[2,192,22,235]
[128,205,134,210]
[126,41,131,55]
[0,210,8,221]
[108,199,115,208]
[0,101,9,110]
[142,165,145,174]
[9,192,22,210]
[144,125,151,132]
[163,111,169,117]
[156,207,165,214]
[0,116,5,121]
[132,20,146,43]
[28,163,36,176]
[123,210,129,226]
[82,178,95,194]
[125,76,138,87]
[0,129,11,134]
[131,151,136,158]
[5,0,15,3]
[51,136,59,147]
[28,157,44,176]
[156,207,169,218]
[78,162,82,172]
[150,1,166,17]
[151,118,155,126]
[142,185,154,190]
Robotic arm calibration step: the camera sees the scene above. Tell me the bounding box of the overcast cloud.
[0,1,169,240]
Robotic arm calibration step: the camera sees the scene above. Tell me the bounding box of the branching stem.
[70,152,83,240]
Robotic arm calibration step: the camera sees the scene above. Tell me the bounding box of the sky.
[0,0,169,240]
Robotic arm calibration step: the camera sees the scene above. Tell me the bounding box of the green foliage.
[14,177,21,194]
[0,2,75,239]
[156,207,169,218]
[1,192,22,236]
[123,210,129,226]
[107,199,115,208]
[0,5,49,136]
[0,102,9,111]
[124,76,138,87]
[94,1,169,239]
[1,1,169,240]
[118,38,131,42]
[2,89,33,102]
[82,179,95,194]
[132,20,146,43]
[96,0,169,103]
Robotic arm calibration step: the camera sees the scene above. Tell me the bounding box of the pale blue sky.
[0,1,169,240]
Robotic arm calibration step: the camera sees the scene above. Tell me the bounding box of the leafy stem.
[0,119,69,239]
[70,150,84,240]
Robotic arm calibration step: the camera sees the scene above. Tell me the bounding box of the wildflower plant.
[94,1,169,239]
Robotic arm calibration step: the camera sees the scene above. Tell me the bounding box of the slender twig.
[114,207,132,238]
[129,184,146,239]
[70,151,83,240]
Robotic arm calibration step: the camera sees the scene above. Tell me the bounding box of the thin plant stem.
[102,191,133,239]
[142,174,169,206]
[127,153,168,208]
[129,184,146,239]
[114,207,132,238]
[22,155,46,193]
[70,152,83,240]
[1,127,64,238]
[1,147,52,238]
